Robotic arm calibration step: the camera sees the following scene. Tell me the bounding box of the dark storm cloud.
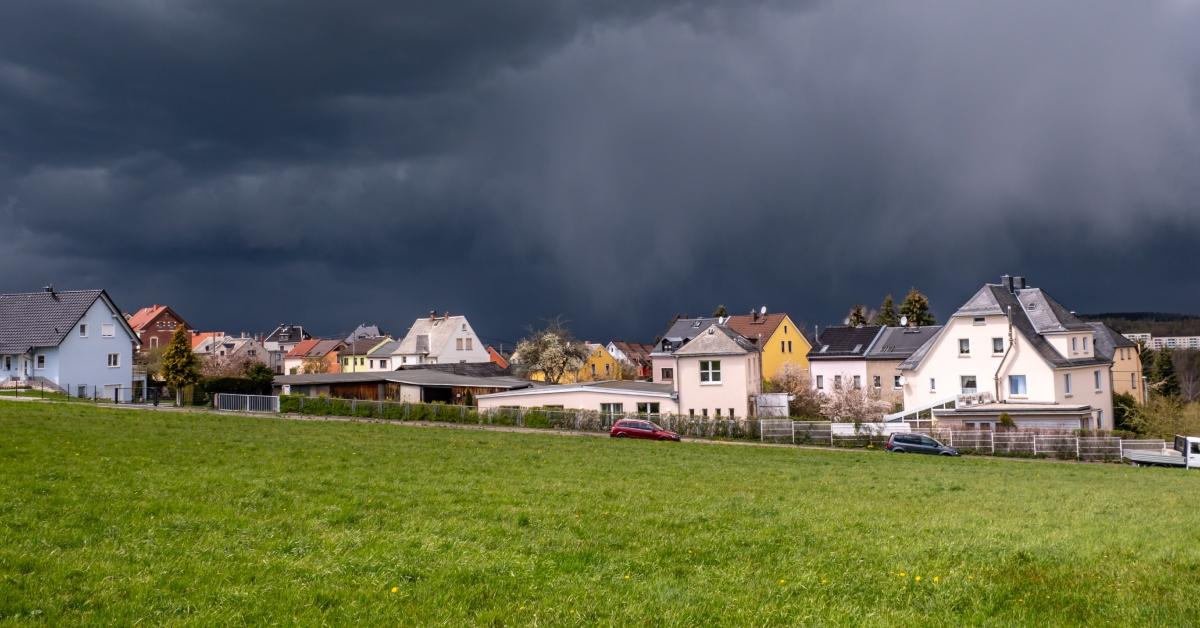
[2,0,1199,341]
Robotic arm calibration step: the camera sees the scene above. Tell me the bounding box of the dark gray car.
[885,433,959,456]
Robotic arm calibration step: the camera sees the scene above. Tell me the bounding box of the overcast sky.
[2,1,1199,345]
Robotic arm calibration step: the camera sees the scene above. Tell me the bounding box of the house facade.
[340,336,394,372]
[807,325,884,396]
[1090,323,1146,403]
[125,304,190,354]
[898,276,1114,430]
[0,287,139,399]
[393,313,490,365]
[606,340,653,379]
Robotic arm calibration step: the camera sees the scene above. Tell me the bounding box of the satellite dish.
[760,305,767,315]
[900,315,909,327]
[897,376,906,386]
[843,317,850,325]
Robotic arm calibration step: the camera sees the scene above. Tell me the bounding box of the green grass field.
[2,401,1199,625]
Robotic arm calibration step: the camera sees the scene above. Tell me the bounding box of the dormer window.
[1071,337,1078,352]
[691,320,702,328]
[1083,337,1089,351]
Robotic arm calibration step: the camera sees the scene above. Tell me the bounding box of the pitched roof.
[477,379,674,400]
[1087,322,1137,361]
[264,324,311,344]
[397,362,514,377]
[808,326,884,359]
[342,336,391,356]
[191,331,225,350]
[671,324,759,356]
[395,315,471,355]
[126,304,189,331]
[609,340,653,363]
[651,317,720,354]
[0,289,133,354]
[486,345,510,369]
[367,340,401,357]
[724,313,789,344]
[865,326,943,361]
[285,338,343,359]
[345,324,385,343]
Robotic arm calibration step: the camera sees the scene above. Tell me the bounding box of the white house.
[479,322,762,420]
[0,287,139,399]
[897,276,1114,430]
[807,325,884,395]
[392,313,490,365]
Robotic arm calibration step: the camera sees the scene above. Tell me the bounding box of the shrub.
[353,401,379,418]
[523,410,550,429]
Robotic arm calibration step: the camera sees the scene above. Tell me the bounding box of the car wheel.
[892,448,905,453]
[614,433,627,438]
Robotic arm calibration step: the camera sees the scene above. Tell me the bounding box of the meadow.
[1,401,1198,625]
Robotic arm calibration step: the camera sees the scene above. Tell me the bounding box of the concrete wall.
[477,389,677,414]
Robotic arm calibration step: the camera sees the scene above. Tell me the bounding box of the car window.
[921,436,939,447]
[897,434,917,444]
[647,422,663,431]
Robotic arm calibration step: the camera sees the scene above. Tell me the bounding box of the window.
[689,409,695,417]
[604,364,611,376]
[456,338,464,351]
[247,350,256,357]
[600,403,623,419]
[1071,337,1078,352]
[992,338,1004,354]
[637,402,660,416]
[959,339,970,355]
[1083,337,1089,352]
[343,358,350,366]
[465,338,473,351]
[702,408,709,417]
[590,363,597,377]
[873,375,881,389]
[461,324,467,331]
[787,340,793,353]
[961,375,977,393]
[715,408,722,417]
[930,378,936,391]
[381,359,388,369]
[893,375,902,389]
[729,408,735,418]
[661,367,674,381]
[852,375,862,390]
[1094,370,1102,391]
[101,323,115,337]
[79,324,88,337]
[149,336,158,349]
[973,317,985,325]
[1009,375,1027,396]
[780,340,785,353]
[1064,373,1072,395]
[816,375,824,390]
[1131,372,1137,388]
[106,353,120,367]
[700,360,721,383]
[3,356,10,370]
[834,375,842,390]
[36,355,45,369]
[369,359,375,369]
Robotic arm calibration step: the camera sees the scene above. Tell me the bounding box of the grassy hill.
[2,401,1199,624]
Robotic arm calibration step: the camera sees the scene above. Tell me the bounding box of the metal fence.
[215,393,280,413]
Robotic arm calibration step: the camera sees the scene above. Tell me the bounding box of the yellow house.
[725,312,811,380]
[339,337,393,373]
[1089,323,1146,403]
[524,343,621,383]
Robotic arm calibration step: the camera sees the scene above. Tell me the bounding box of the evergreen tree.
[245,362,275,395]
[874,294,899,326]
[848,305,869,327]
[1151,349,1181,398]
[160,326,200,406]
[899,288,936,326]
[712,304,729,317]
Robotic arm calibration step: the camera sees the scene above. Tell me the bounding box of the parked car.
[609,418,681,441]
[885,433,959,456]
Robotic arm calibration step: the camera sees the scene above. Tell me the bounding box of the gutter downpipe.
[993,305,1015,403]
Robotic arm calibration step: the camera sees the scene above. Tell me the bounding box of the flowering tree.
[762,364,823,418]
[819,375,891,423]
[513,318,590,384]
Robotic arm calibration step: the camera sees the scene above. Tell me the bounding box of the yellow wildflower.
[933,576,940,583]
[914,576,921,582]
[778,579,786,585]
[390,586,398,593]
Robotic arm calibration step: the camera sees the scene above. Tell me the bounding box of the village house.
[1089,322,1146,403]
[340,336,394,373]
[0,287,139,399]
[896,275,1114,430]
[525,342,621,383]
[282,339,343,375]
[125,304,190,354]
[723,310,812,380]
[262,324,312,374]
[193,334,268,371]
[606,340,653,379]
[479,322,762,420]
[392,312,490,365]
[807,324,942,411]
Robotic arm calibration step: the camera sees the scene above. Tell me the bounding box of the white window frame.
[852,375,862,390]
[1009,375,1028,396]
[1094,370,1102,392]
[893,375,902,389]
[992,337,1004,354]
[961,375,977,393]
[816,374,824,390]
[79,323,88,337]
[660,367,674,381]
[35,355,46,370]
[149,336,159,349]
[106,353,120,368]
[959,338,970,355]
[1064,373,1072,396]
[101,323,115,338]
[699,360,721,384]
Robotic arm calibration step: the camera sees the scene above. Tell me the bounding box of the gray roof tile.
[0,289,114,354]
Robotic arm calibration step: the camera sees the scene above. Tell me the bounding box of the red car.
[609,418,681,441]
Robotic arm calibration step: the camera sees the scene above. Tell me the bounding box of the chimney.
[444,311,450,320]
[1015,276,1027,290]
[751,308,759,322]
[1001,274,1014,293]
[43,285,54,294]
[429,310,436,320]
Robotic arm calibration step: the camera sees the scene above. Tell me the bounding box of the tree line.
[846,288,936,327]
